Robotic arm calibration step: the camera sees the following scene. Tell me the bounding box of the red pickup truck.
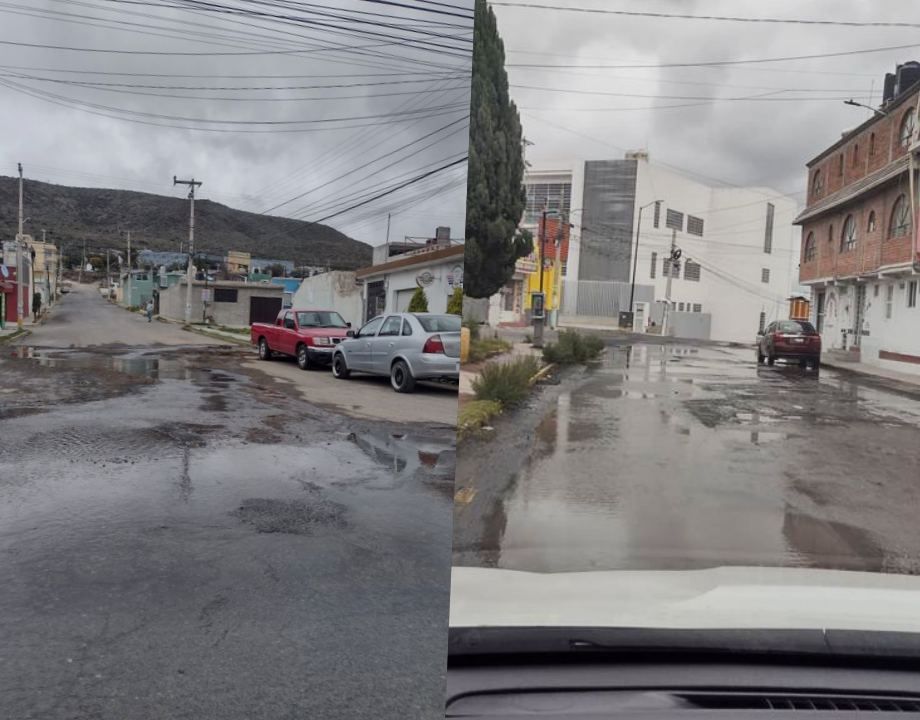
[251,308,353,370]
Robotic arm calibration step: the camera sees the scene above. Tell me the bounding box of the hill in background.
[0,176,372,270]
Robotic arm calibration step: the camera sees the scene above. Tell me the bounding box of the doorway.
[853,284,866,346]
[815,291,826,333]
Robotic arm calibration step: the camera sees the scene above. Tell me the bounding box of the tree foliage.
[407,286,429,312]
[447,286,464,315]
[463,0,532,299]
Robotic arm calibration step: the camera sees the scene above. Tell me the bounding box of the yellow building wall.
[522,256,562,312]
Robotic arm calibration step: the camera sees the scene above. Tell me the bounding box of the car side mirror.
[346,322,352,328]
[347,329,356,338]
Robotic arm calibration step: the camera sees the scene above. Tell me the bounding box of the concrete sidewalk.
[822,353,920,387]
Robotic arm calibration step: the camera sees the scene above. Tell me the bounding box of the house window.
[687,215,704,236]
[874,284,879,297]
[840,214,857,252]
[909,280,918,308]
[867,210,877,233]
[870,132,876,156]
[803,232,816,262]
[853,143,859,166]
[812,169,824,198]
[828,224,834,243]
[764,202,774,253]
[214,288,238,303]
[838,154,844,177]
[900,108,916,148]
[692,303,702,313]
[886,284,894,319]
[684,260,701,282]
[678,302,685,311]
[653,201,661,228]
[650,251,657,278]
[759,311,766,333]
[761,268,770,284]
[665,208,684,231]
[889,194,910,237]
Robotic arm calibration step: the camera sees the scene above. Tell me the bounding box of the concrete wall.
[291,271,363,327]
[668,311,712,341]
[159,281,283,327]
[579,159,637,282]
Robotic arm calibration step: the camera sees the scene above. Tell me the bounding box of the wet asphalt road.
[1,286,455,719]
[453,339,920,576]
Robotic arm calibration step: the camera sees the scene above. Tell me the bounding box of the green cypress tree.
[447,286,464,315]
[407,287,429,312]
[463,0,532,300]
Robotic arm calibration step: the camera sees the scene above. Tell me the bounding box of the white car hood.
[450,565,920,633]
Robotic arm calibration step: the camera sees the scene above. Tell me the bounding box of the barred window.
[665,208,684,231]
[214,288,238,303]
[687,215,704,236]
[663,258,681,277]
[683,260,701,282]
[524,181,572,224]
[653,201,661,228]
[692,303,702,313]
[761,268,770,284]
[764,203,774,254]
[650,251,657,278]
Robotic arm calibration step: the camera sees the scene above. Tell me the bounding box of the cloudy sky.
[492,0,920,203]
[0,0,472,251]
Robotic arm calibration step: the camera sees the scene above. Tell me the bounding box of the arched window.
[812,169,824,197]
[840,214,857,252]
[804,232,816,262]
[889,194,911,237]
[867,210,877,233]
[828,224,834,243]
[900,109,916,148]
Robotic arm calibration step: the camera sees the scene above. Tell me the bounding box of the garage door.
[395,288,416,312]
[249,295,283,325]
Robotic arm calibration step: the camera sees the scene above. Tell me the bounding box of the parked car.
[250,308,351,369]
[332,312,461,393]
[757,319,821,370]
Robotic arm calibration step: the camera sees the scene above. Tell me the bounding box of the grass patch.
[472,355,542,408]
[542,329,605,365]
[217,325,249,335]
[468,337,511,363]
[457,399,503,440]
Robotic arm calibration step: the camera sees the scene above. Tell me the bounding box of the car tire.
[767,353,775,366]
[757,349,765,364]
[390,359,416,393]
[258,338,273,361]
[297,344,311,370]
[332,353,351,379]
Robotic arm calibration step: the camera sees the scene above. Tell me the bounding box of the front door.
[350,316,383,370]
[371,315,404,374]
[853,285,866,346]
[815,291,826,333]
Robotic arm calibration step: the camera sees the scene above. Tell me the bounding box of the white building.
[290,270,364,328]
[355,242,464,323]
[522,153,803,343]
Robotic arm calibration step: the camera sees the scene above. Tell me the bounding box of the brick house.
[795,62,920,373]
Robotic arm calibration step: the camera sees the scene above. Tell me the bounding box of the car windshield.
[415,314,461,333]
[296,311,348,328]
[447,1,920,653]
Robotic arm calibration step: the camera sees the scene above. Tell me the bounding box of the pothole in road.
[231,497,347,535]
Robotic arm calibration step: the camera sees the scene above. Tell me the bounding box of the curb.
[0,328,30,344]
[529,362,556,385]
[183,325,251,346]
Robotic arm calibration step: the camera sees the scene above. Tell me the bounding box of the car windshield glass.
[415,314,461,332]
[296,311,348,328]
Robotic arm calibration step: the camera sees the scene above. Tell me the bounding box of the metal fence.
[560,279,654,323]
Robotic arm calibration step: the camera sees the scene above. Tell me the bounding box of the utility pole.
[662,229,679,337]
[532,209,548,348]
[174,176,202,324]
[16,163,24,329]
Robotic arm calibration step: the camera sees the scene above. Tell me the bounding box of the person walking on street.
[145,299,154,323]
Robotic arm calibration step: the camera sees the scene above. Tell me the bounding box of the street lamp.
[844,99,887,118]
[627,199,663,330]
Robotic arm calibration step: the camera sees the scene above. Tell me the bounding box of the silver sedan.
[331,312,461,393]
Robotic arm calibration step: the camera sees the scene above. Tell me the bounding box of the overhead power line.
[507,41,920,70]
[491,3,920,29]
[312,156,468,223]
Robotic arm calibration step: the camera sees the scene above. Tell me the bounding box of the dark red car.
[757,319,821,371]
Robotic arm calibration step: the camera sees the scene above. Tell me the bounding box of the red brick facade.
[799,89,920,283]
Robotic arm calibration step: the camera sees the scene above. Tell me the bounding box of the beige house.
[158,279,283,327]
[225,250,251,276]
